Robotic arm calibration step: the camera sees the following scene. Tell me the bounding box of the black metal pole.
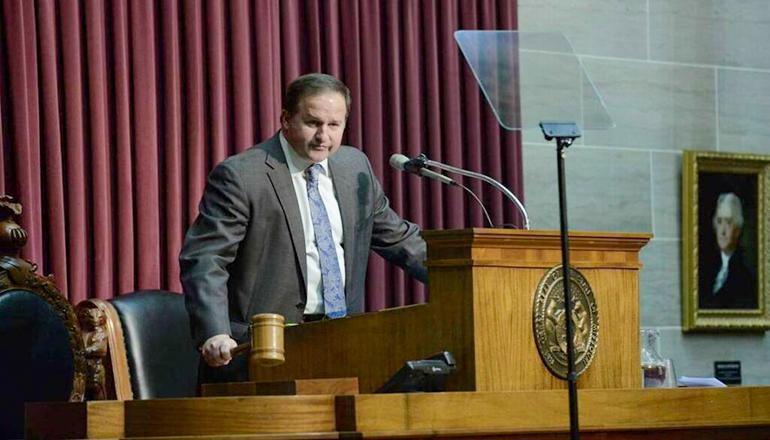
[556,138,580,440]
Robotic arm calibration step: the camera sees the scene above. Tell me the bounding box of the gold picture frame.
[682,151,770,331]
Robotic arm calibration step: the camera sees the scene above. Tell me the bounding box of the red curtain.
[0,0,521,309]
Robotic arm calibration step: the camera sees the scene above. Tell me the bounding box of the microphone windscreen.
[389,153,410,171]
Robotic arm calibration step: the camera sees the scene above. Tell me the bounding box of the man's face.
[281,91,347,163]
[714,202,741,253]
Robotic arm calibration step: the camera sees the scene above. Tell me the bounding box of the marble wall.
[517,0,770,384]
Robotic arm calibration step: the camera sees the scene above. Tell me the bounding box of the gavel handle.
[231,342,250,356]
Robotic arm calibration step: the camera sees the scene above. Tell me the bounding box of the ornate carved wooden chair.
[0,196,85,439]
[77,290,200,400]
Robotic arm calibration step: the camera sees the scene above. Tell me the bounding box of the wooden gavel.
[230,313,285,366]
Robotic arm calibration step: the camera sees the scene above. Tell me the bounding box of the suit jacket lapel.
[264,135,308,298]
[329,151,357,300]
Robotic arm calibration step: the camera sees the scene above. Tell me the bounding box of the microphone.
[415,153,530,230]
[389,154,456,186]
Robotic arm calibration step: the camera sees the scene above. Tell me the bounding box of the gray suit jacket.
[180,134,427,346]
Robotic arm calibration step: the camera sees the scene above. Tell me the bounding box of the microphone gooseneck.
[455,181,494,227]
[413,153,530,230]
[389,154,456,186]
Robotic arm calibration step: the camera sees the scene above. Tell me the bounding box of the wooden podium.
[26,228,770,440]
[249,229,650,393]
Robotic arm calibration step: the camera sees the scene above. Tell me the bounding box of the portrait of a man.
[698,191,758,310]
[682,151,769,331]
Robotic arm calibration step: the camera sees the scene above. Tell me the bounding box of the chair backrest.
[0,258,85,439]
[78,290,199,400]
[111,290,199,399]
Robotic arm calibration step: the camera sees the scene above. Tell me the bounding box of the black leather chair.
[108,290,199,399]
[78,290,199,400]
[0,258,85,439]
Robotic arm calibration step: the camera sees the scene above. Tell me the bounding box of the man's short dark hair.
[284,73,351,117]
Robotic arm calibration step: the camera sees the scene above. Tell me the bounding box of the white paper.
[677,376,727,387]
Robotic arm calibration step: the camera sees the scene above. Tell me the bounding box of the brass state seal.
[532,265,599,380]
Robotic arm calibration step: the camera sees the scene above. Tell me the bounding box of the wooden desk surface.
[26,386,770,439]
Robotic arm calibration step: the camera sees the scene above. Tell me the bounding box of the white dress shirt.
[279,133,346,314]
[713,251,731,294]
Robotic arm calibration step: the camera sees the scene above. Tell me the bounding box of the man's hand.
[200,334,238,367]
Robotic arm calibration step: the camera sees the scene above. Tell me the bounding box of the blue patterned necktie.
[305,163,347,319]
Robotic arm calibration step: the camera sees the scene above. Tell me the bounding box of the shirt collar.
[720,251,732,267]
[279,132,330,176]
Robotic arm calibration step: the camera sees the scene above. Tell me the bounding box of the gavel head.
[249,313,285,367]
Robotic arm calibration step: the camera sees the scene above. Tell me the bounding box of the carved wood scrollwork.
[78,305,109,400]
[75,298,134,400]
[0,195,87,402]
[0,195,26,257]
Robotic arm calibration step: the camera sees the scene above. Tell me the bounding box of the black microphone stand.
[539,122,581,440]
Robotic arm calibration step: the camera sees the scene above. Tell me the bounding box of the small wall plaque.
[714,360,742,385]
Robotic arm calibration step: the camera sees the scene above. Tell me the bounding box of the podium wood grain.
[25,387,770,439]
[249,229,650,393]
[124,395,336,437]
[344,387,770,433]
[25,400,124,439]
[201,377,359,397]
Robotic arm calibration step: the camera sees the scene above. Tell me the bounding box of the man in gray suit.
[180,73,428,382]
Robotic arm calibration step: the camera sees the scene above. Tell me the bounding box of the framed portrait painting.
[682,151,770,331]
